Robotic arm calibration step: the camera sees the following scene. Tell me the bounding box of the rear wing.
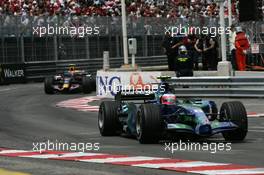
[114,76,173,102]
[115,91,156,102]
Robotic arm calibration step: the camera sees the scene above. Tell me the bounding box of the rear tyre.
[82,76,93,94]
[90,77,96,91]
[136,104,163,144]
[220,101,248,141]
[44,77,54,94]
[98,101,121,136]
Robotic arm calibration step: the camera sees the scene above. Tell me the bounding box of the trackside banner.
[0,63,26,84]
[96,70,162,98]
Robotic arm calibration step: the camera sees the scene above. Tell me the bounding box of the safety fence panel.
[0,35,164,63]
[24,37,55,62]
[0,15,264,66]
[0,37,22,64]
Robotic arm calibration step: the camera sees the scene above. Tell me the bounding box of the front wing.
[166,120,238,137]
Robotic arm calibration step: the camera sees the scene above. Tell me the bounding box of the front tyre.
[136,104,163,144]
[220,101,248,141]
[44,77,54,94]
[98,101,121,136]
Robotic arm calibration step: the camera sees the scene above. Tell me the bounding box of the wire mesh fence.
[0,15,264,66]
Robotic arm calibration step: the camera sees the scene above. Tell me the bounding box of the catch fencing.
[0,35,166,63]
[0,15,218,64]
[0,15,264,68]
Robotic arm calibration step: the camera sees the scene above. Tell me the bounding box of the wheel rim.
[98,107,104,129]
[136,113,141,137]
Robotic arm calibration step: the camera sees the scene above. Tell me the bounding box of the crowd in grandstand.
[0,0,238,19]
[0,0,239,36]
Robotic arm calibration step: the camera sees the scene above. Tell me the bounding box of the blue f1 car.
[98,77,248,144]
[44,65,95,94]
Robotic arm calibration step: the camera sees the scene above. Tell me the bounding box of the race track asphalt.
[0,83,263,175]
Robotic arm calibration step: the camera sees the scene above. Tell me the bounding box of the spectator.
[208,35,218,70]
[0,0,238,18]
[194,34,217,70]
[235,26,250,71]
[174,45,193,77]
[171,32,184,58]
[229,24,237,70]
[162,30,174,71]
[186,33,199,70]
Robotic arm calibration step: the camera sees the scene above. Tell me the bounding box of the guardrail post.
[216,0,232,76]
[103,51,110,70]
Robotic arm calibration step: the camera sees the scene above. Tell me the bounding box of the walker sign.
[0,63,26,84]
[96,71,162,97]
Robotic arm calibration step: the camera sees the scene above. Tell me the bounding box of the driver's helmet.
[178,45,188,55]
[161,94,176,105]
[69,64,76,72]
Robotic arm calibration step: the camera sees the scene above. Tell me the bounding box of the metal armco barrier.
[2,59,264,98]
[168,77,264,98]
[0,63,26,84]
[25,56,168,82]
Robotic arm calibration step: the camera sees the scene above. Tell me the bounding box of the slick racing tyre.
[82,76,94,94]
[136,104,163,144]
[91,77,96,91]
[220,101,248,141]
[98,101,121,136]
[44,77,54,94]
